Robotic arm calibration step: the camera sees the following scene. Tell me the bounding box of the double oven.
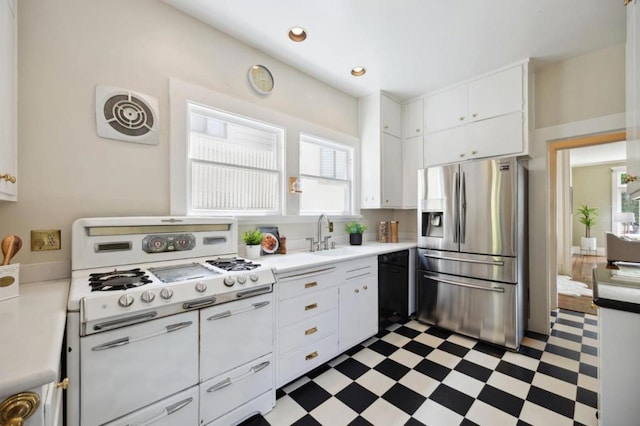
[66,217,276,426]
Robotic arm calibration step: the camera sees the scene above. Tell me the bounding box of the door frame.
[547,131,626,311]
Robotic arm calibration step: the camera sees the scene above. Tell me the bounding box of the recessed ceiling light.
[351,67,366,77]
[288,27,307,42]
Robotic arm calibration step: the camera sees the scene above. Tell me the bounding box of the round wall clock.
[248,65,274,95]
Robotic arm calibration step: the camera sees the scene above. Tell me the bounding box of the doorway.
[548,130,626,315]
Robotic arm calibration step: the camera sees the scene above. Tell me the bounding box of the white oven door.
[80,311,199,426]
[200,292,274,381]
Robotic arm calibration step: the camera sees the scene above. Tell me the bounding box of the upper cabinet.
[360,92,403,209]
[0,0,17,201]
[423,60,531,167]
[627,0,640,199]
[402,99,424,139]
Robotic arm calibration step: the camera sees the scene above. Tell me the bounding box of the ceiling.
[163,0,626,101]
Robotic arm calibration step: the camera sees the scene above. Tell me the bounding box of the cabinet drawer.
[342,257,377,281]
[277,266,337,301]
[279,308,338,355]
[200,354,273,424]
[278,334,338,387]
[278,287,338,325]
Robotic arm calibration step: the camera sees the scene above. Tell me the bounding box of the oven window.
[186,103,284,216]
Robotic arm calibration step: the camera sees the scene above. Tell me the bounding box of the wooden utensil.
[1,235,22,266]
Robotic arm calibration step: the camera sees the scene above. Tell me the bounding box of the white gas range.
[66,216,277,426]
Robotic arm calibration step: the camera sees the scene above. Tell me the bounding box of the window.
[612,167,639,234]
[299,134,353,215]
[187,103,284,215]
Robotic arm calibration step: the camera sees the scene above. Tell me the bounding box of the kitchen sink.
[311,248,359,257]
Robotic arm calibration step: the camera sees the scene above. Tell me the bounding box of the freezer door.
[416,271,521,349]
[418,165,459,251]
[459,158,517,257]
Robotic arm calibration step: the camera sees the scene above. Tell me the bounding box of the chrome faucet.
[317,214,332,250]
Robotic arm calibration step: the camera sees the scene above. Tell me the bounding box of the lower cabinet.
[275,266,340,387]
[275,257,379,388]
[0,380,65,426]
[338,258,379,352]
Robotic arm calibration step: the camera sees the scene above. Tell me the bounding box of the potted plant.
[242,228,263,259]
[345,221,368,246]
[577,204,598,252]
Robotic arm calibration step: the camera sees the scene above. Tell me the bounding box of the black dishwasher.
[378,250,409,323]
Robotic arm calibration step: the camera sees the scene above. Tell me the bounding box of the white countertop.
[0,279,70,397]
[257,241,417,274]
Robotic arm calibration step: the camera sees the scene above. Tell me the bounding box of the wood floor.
[557,254,607,315]
[570,253,607,289]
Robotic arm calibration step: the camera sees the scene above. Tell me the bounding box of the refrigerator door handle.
[460,171,466,244]
[423,273,505,293]
[422,253,505,266]
[454,171,460,243]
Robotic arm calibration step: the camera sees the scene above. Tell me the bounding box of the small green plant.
[242,228,263,245]
[576,204,598,238]
[345,221,368,234]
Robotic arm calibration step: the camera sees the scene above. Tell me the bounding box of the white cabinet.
[275,266,339,387]
[402,136,423,209]
[0,381,64,426]
[381,94,402,137]
[0,0,17,201]
[403,99,424,138]
[338,257,378,352]
[360,92,403,208]
[423,61,530,167]
[627,0,640,199]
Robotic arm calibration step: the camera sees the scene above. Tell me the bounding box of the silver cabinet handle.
[207,300,270,321]
[207,361,270,392]
[278,266,335,281]
[236,285,272,298]
[92,321,193,351]
[461,171,466,244]
[128,396,194,426]
[345,272,372,281]
[423,253,504,266]
[183,296,217,310]
[93,311,158,332]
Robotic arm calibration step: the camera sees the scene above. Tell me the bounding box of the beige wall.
[571,162,624,247]
[535,44,625,128]
[529,45,626,333]
[1,0,359,266]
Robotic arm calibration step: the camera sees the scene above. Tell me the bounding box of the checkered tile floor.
[241,309,599,426]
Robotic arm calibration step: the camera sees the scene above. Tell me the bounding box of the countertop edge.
[0,279,70,398]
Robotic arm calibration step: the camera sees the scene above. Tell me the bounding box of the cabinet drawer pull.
[305,281,318,289]
[305,327,318,335]
[56,378,70,390]
[305,351,318,361]
[354,288,360,293]
[472,112,478,118]
[305,303,318,311]
[0,173,16,184]
[363,285,368,290]
[459,116,465,121]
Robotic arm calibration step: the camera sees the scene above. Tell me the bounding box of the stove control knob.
[237,275,247,285]
[118,294,134,308]
[249,273,259,283]
[224,276,235,287]
[160,288,173,300]
[195,282,207,293]
[140,290,155,304]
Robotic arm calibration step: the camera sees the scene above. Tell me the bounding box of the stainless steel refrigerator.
[416,157,527,349]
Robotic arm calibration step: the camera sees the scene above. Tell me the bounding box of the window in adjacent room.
[187,103,284,215]
[299,134,353,215]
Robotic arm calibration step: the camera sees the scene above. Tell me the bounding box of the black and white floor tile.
[242,309,598,426]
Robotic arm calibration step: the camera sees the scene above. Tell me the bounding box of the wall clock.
[248,65,274,95]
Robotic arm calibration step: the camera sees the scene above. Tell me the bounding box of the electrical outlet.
[31,229,61,251]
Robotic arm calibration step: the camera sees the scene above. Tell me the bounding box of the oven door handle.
[206,361,271,393]
[126,396,194,426]
[206,300,270,321]
[92,311,158,332]
[91,321,194,351]
[235,285,272,299]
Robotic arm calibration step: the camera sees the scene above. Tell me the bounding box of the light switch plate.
[31,229,61,251]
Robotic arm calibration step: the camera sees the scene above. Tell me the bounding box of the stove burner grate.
[89,268,152,291]
[206,257,260,272]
